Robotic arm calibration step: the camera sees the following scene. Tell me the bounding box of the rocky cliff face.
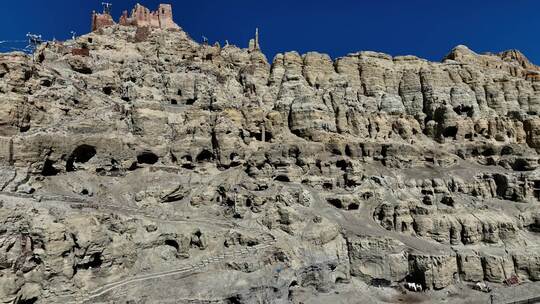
[1,8,540,303]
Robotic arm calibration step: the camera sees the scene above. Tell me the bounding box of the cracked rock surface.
[1,23,540,304]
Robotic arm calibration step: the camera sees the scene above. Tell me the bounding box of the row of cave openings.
[42,145,98,176]
[40,145,228,176]
[41,145,162,176]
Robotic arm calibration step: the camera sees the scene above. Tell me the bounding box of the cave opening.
[164,239,180,252]
[137,151,159,165]
[336,159,349,171]
[327,198,343,209]
[323,182,333,190]
[181,155,195,169]
[19,124,30,133]
[481,147,496,157]
[253,131,273,142]
[225,296,242,304]
[453,105,473,117]
[442,126,458,138]
[102,86,113,95]
[275,175,291,182]
[440,196,455,207]
[228,153,241,167]
[512,159,530,171]
[66,145,97,172]
[362,192,373,200]
[42,159,60,176]
[331,148,342,155]
[348,202,360,210]
[534,181,540,200]
[196,149,213,162]
[77,252,103,270]
[40,79,52,87]
[527,221,540,233]
[406,265,427,290]
[345,145,353,157]
[370,278,391,287]
[17,297,38,304]
[501,146,514,156]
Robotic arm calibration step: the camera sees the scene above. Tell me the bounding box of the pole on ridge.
[102,2,112,15]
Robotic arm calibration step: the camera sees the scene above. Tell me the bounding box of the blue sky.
[1,0,539,63]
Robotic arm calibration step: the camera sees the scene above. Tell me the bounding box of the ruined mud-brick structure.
[91,10,115,31]
[92,3,180,32]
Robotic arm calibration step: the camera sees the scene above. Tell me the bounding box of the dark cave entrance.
[406,255,428,289]
[66,145,97,172]
[327,198,343,209]
[102,86,113,95]
[453,105,473,117]
[16,297,38,304]
[407,269,427,290]
[164,239,180,252]
[534,181,540,200]
[137,151,159,165]
[370,278,391,287]
[501,146,514,155]
[75,252,103,272]
[336,159,349,171]
[42,159,60,176]
[348,202,360,210]
[512,159,530,172]
[275,175,291,182]
[442,126,458,138]
[196,149,213,162]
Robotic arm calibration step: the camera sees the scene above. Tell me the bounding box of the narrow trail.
[84,240,275,301]
[0,191,237,229]
[5,183,536,303]
[0,190,280,303]
[53,235,276,303]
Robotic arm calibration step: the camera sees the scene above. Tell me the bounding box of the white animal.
[475,282,491,293]
[406,282,423,292]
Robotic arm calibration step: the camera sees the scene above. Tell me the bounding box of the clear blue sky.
[1,0,539,63]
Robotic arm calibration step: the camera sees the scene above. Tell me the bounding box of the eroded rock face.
[0,12,540,303]
[347,236,408,283]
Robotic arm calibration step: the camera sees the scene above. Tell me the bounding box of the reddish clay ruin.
[91,11,115,32]
[92,3,180,32]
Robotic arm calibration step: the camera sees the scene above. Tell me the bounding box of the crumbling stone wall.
[119,4,179,30]
[91,11,115,31]
[92,3,180,32]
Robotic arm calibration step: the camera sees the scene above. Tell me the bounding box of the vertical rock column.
[0,137,12,165]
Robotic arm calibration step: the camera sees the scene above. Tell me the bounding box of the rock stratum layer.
[2,4,540,304]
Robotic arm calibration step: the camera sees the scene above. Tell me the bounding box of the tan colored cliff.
[1,4,540,304]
